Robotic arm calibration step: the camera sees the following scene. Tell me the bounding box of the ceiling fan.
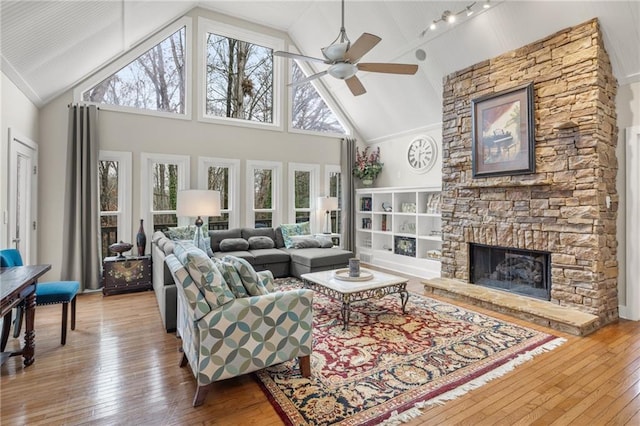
[274,0,418,96]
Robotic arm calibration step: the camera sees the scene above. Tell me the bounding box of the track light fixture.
[419,1,482,37]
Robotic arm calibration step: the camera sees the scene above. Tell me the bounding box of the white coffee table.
[301,268,409,330]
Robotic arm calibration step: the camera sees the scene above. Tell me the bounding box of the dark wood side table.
[1,264,51,366]
[102,256,152,296]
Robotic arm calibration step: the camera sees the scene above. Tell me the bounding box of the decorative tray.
[333,268,374,281]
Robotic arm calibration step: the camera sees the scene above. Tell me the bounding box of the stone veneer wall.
[440,19,619,325]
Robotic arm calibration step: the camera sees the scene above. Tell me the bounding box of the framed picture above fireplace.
[471,82,535,178]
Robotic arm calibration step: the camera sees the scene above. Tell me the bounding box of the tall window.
[325,165,342,234]
[82,23,189,115]
[140,154,189,234]
[291,62,347,135]
[199,18,283,128]
[247,160,281,228]
[99,151,131,259]
[198,157,240,229]
[288,163,319,228]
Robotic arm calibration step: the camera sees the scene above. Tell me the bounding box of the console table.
[0,264,51,366]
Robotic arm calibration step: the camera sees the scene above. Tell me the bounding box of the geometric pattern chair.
[165,246,313,407]
[0,248,79,346]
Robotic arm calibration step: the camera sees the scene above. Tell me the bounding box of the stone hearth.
[439,18,618,330]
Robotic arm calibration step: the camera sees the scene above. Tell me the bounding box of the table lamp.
[177,190,221,251]
[318,196,339,234]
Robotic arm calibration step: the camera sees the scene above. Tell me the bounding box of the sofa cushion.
[289,236,321,249]
[241,227,276,241]
[315,235,335,248]
[213,251,256,264]
[209,228,242,252]
[274,227,286,248]
[284,247,353,268]
[248,236,275,250]
[174,242,235,309]
[250,248,290,264]
[279,222,311,248]
[212,258,249,298]
[223,255,269,296]
[219,238,250,252]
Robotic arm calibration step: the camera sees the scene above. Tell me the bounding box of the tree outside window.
[254,168,273,227]
[84,27,186,114]
[99,160,119,259]
[291,62,346,134]
[205,33,273,123]
[207,166,230,230]
[152,163,178,231]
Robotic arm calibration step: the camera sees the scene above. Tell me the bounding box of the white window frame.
[74,17,192,120]
[140,153,190,235]
[197,156,240,229]
[246,160,282,228]
[287,52,352,138]
[197,16,284,131]
[324,164,342,234]
[99,150,133,245]
[288,162,320,231]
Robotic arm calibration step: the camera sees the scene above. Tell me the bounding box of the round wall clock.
[407,136,438,173]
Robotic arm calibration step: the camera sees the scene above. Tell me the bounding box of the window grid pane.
[152,163,178,212]
[207,166,229,210]
[294,170,310,209]
[254,169,272,210]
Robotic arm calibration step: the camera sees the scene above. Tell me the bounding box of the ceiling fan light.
[429,21,437,30]
[483,0,491,9]
[328,62,357,80]
[322,42,349,62]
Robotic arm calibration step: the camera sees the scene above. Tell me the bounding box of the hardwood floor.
[2,277,639,425]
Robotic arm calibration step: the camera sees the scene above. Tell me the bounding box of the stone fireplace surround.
[433,18,619,332]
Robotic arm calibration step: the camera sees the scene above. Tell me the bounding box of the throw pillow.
[166,226,197,240]
[219,238,250,252]
[247,236,275,250]
[223,255,269,296]
[212,258,249,298]
[289,235,321,249]
[279,222,311,249]
[315,235,334,248]
[182,247,235,309]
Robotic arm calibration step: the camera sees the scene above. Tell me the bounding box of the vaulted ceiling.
[2,1,639,142]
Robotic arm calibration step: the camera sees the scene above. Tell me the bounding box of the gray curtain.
[340,137,356,252]
[61,105,101,291]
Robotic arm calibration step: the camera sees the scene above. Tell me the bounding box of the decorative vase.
[136,219,147,256]
[361,178,373,187]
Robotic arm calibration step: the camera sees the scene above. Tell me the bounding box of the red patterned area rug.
[255,279,565,425]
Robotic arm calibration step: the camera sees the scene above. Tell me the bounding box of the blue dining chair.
[0,249,79,345]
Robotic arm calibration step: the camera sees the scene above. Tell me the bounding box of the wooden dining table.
[1,264,51,366]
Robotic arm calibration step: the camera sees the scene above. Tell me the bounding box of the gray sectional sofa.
[151,226,353,332]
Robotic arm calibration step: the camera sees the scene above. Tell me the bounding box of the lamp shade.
[177,190,221,217]
[318,196,339,211]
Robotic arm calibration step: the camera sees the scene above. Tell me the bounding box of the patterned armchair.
[165,246,313,407]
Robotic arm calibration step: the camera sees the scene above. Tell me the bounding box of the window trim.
[197,156,240,229]
[287,162,319,230]
[140,153,190,236]
[98,150,132,249]
[197,16,284,131]
[246,160,282,228]
[74,16,192,120]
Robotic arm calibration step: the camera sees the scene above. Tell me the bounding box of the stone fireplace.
[439,18,619,328]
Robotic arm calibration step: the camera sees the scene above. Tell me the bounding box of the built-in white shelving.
[356,186,442,279]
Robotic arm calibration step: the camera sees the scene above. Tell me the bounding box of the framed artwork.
[471,82,535,177]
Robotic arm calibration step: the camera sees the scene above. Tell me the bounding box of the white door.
[8,129,38,264]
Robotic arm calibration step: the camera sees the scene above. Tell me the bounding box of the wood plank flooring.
[1,276,639,425]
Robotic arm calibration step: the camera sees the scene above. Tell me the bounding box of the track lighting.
[419,2,481,36]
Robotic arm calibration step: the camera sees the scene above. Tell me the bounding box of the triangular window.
[82,27,187,114]
[291,62,346,134]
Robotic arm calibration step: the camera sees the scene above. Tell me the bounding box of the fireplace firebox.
[469,243,551,301]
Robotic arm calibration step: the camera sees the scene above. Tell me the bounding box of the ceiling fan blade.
[357,63,418,75]
[345,75,366,96]
[289,70,328,86]
[344,33,381,63]
[274,51,327,64]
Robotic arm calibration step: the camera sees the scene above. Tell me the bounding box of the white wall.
[359,123,443,189]
[1,72,40,251]
[617,80,640,317]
